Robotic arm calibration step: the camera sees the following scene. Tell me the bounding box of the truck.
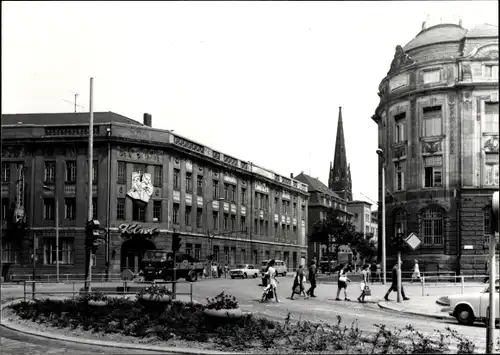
[141,250,204,282]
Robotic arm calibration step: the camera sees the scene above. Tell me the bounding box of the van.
[260,259,287,276]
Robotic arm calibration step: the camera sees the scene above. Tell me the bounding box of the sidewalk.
[378,296,453,320]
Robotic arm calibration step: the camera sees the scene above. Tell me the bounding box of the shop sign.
[119,223,159,237]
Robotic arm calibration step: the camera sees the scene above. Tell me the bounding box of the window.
[64,198,76,220]
[134,164,146,175]
[224,247,229,263]
[44,162,56,183]
[484,208,492,245]
[154,166,163,187]
[117,162,126,183]
[224,184,229,200]
[422,106,442,137]
[484,154,499,186]
[395,161,405,191]
[255,192,260,208]
[44,199,54,220]
[394,209,407,238]
[253,250,258,265]
[274,223,278,236]
[2,241,19,264]
[117,198,126,220]
[185,243,193,256]
[2,198,9,220]
[424,156,442,188]
[194,244,201,260]
[292,202,297,216]
[484,102,499,133]
[422,206,443,245]
[65,161,76,182]
[265,220,269,235]
[212,180,219,199]
[92,160,98,183]
[423,69,441,84]
[1,163,10,183]
[485,65,499,78]
[282,224,286,236]
[240,188,246,205]
[92,198,98,220]
[185,173,192,193]
[231,214,236,230]
[293,225,297,235]
[394,113,406,143]
[230,247,236,265]
[43,238,74,265]
[153,201,162,222]
[132,203,146,222]
[365,226,370,234]
[274,198,279,212]
[259,220,264,234]
[240,216,246,229]
[172,203,180,224]
[173,169,180,190]
[260,194,265,209]
[185,206,192,226]
[197,175,203,195]
[283,201,288,214]
[212,211,219,230]
[196,208,203,227]
[241,249,246,263]
[254,219,258,234]
[213,246,219,262]
[231,186,236,203]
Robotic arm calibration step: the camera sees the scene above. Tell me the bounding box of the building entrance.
[120,238,156,273]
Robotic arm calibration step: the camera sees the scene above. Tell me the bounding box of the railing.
[420,274,490,296]
[11,273,123,283]
[22,280,193,304]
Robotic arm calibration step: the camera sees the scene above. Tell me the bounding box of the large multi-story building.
[294,173,351,263]
[1,112,309,279]
[347,200,373,235]
[372,21,498,274]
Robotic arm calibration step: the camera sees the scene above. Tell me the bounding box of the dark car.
[141,250,204,282]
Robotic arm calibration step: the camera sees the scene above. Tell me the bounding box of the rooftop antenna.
[62,91,84,112]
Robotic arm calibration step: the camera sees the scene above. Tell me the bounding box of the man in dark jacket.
[384,261,410,301]
[306,260,318,297]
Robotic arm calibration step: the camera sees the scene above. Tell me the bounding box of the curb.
[377,301,454,320]
[0,298,235,355]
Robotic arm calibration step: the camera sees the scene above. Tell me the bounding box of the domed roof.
[466,23,498,38]
[403,24,467,52]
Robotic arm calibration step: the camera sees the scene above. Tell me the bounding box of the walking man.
[306,259,318,297]
[384,261,410,301]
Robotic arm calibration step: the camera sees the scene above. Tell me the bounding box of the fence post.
[190,283,193,304]
[23,282,26,302]
[32,281,36,300]
[461,276,464,294]
[421,276,425,296]
[72,282,75,300]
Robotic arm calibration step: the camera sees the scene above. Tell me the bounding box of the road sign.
[405,233,422,251]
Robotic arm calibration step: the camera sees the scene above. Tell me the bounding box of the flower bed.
[4,294,478,354]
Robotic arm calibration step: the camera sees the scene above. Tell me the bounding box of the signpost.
[486,191,498,354]
[395,231,422,303]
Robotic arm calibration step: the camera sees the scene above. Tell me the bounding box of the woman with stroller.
[335,264,352,301]
[358,264,370,303]
[261,259,280,303]
[290,265,308,300]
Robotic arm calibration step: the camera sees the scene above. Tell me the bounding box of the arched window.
[394,209,407,237]
[422,206,443,245]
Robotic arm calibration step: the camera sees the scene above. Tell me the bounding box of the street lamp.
[205,197,225,277]
[376,148,387,285]
[42,184,59,283]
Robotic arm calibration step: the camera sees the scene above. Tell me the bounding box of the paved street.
[0,278,493,353]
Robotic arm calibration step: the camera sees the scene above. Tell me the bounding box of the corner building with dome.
[372,22,499,275]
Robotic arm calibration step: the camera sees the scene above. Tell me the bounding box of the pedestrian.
[306,259,318,297]
[370,260,377,284]
[376,262,381,282]
[224,262,229,278]
[411,259,421,283]
[335,264,352,301]
[261,259,280,303]
[358,264,371,303]
[290,265,308,300]
[384,261,410,301]
[217,264,223,278]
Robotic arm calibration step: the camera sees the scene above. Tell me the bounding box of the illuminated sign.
[119,223,159,236]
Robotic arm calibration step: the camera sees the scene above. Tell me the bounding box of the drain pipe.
[105,125,112,281]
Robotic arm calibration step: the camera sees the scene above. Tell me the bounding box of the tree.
[351,232,377,263]
[310,209,357,271]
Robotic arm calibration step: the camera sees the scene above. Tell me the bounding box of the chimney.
[143,113,152,127]
[290,173,294,179]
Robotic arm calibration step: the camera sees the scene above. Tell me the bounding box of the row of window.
[393,102,499,144]
[0,161,98,184]
[2,239,74,265]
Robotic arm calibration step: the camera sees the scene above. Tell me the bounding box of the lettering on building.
[119,223,159,237]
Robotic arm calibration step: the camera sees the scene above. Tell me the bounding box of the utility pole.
[85,78,94,292]
[377,149,387,285]
[486,191,499,354]
[396,230,403,303]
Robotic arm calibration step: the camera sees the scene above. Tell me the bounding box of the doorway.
[120,238,156,273]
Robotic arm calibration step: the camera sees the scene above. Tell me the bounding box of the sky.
[2,1,498,208]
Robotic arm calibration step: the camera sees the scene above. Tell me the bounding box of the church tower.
[328,106,353,201]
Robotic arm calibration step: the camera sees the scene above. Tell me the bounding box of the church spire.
[328,106,353,201]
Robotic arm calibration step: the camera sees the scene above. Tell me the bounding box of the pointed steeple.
[328,106,353,201]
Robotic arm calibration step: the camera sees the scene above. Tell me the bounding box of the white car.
[446,280,499,325]
[229,264,259,279]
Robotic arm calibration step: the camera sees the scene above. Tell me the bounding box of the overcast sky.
[2,1,498,207]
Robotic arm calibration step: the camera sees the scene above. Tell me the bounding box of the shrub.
[78,290,107,303]
[136,284,172,301]
[205,291,238,310]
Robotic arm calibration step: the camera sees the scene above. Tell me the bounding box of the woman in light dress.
[261,259,280,303]
[411,259,421,283]
[358,264,370,303]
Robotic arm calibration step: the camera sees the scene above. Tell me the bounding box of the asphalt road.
[0,278,492,353]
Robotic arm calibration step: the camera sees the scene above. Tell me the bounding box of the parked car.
[446,279,499,325]
[259,260,287,276]
[229,264,259,279]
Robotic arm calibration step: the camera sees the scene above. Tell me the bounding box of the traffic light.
[491,192,499,234]
[172,232,182,253]
[86,220,101,253]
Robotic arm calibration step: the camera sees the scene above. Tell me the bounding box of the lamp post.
[42,185,59,283]
[205,197,225,277]
[376,149,387,285]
